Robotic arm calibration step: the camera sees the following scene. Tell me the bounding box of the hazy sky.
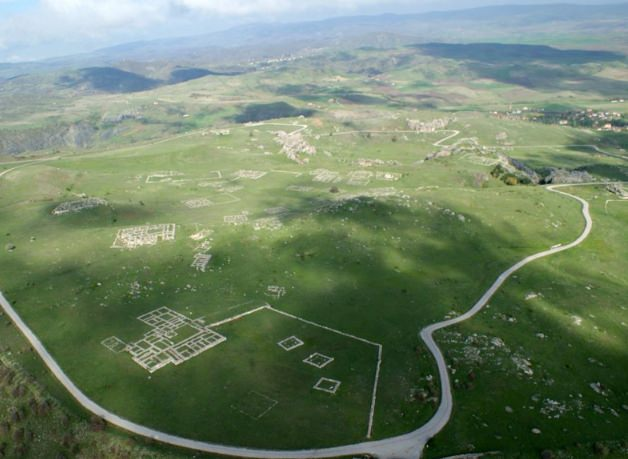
[0,0,621,62]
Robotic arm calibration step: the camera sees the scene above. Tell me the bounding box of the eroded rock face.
[541,168,593,184]
[507,157,541,183]
[0,122,97,155]
[407,118,451,132]
[492,155,595,186]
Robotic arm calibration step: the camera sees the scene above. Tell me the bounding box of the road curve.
[0,156,599,459]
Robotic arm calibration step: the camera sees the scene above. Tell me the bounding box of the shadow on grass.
[570,130,628,153]
[413,43,627,97]
[0,183,603,450]
[565,131,628,180]
[276,84,390,106]
[414,43,624,65]
[233,102,316,123]
[58,67,161,93]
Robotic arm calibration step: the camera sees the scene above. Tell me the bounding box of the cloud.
[4,0,408,35]
[1,0,394,60]
[173,0,389,16]
[42,0,169,28]
[3,0,589,61]
[0,0,173,58]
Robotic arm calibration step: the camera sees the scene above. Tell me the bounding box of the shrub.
[490,164,506,178]
[593,442,610,456]
[504,175,519,186]
[89,415,106,432]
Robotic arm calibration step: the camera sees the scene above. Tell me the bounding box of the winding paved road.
[0,156,603,458]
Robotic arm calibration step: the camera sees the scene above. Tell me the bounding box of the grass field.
[0,37,626,458]
[0,117,609,448]
[425,185,628,458]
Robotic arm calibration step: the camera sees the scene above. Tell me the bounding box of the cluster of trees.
[532,111,626,129]
[490,164,533,186]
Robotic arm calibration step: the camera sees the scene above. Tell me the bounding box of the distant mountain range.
[1,2,626,78]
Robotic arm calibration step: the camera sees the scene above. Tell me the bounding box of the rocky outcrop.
[492,155,594,186]
[540,168,593,184]
[0,122,97,155]
[407,118,451,132]
[425,149,452,160]
[275,131,316,164]
[606,182,628,198]
[0,111,142,155]
[506,157,541,183]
